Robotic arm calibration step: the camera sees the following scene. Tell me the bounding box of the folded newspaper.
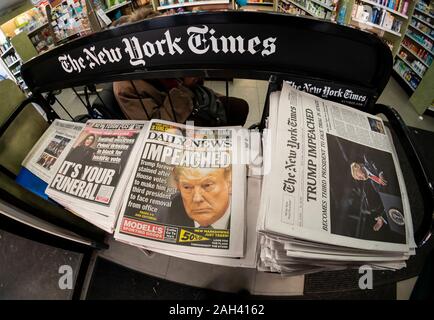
[45,120,148,233]
[257,82,416,273]
[114,119,247,258]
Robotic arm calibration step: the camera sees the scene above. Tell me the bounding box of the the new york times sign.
[22,16,377,109]
[58,25,277,73]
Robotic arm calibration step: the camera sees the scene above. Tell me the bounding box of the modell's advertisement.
[117,120,244,255]
[48,121,144,206]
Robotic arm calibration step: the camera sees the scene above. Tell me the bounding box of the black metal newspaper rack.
[1,11,432,252]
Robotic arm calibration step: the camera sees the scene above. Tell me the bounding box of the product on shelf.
[409,18,434,44]
[383,38,394,51]
[278,0,336,19]
[398,50,427,76]
[392,0,432,100]
[415,0,434,17]
[280,1,310,15]
[408,29,433,50]
[394,0,434,90]
[50,0,91,44]
[158,0,228,7]
[352,0,411,15]
[336,0,348,24]
[402,36,433,66]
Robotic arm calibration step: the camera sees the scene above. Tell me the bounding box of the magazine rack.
[3,11,431,251]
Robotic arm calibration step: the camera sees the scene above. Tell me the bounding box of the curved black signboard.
[21,11,392,110]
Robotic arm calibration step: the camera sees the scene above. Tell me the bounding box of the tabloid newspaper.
[45,120,148,232]
[257,82,415,273]
[21,119,84,183]
[114,119,247,258]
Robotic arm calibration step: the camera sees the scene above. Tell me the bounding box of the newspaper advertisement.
[22,119,84,183]
[264,82,411,252]
[46,120,147,215]
[115,119,246,257]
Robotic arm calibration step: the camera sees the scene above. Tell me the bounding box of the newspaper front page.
[263,82,413,253]
[115,119,246,257]
[22,119,84,183]
[46,120,148,218]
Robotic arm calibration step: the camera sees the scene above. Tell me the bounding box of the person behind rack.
[111,8,249,127]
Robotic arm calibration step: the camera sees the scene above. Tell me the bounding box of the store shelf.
[396,55,424,77]
[157,0,229,10]
[279,4,295,13]
[1,46,14,58]
[415,7,434,19]
[401,43,430,68]
[352,17,402,36]
[27,22,49,36]
[307,0,333,10]
[408,24,434,42]
[6,60,20,69]
[393,66,416,91]
[413,15,434,29]
[405,32,434,55]
[105,1,131,14]
[282,0,333,11]
[282,0,317,17]
[359,0,408,19]
[13,70,20,77]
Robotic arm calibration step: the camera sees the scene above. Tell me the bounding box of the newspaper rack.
[1,11,430,250]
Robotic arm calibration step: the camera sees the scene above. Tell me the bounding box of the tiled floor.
[51,77,434,132]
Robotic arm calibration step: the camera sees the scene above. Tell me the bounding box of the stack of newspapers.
[257,82,416,274]
[44,120,148,232]
[20,118,252,262]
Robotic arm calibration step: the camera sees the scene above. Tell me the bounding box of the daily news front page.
[115,119,247,258]
[261,82,415,254]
